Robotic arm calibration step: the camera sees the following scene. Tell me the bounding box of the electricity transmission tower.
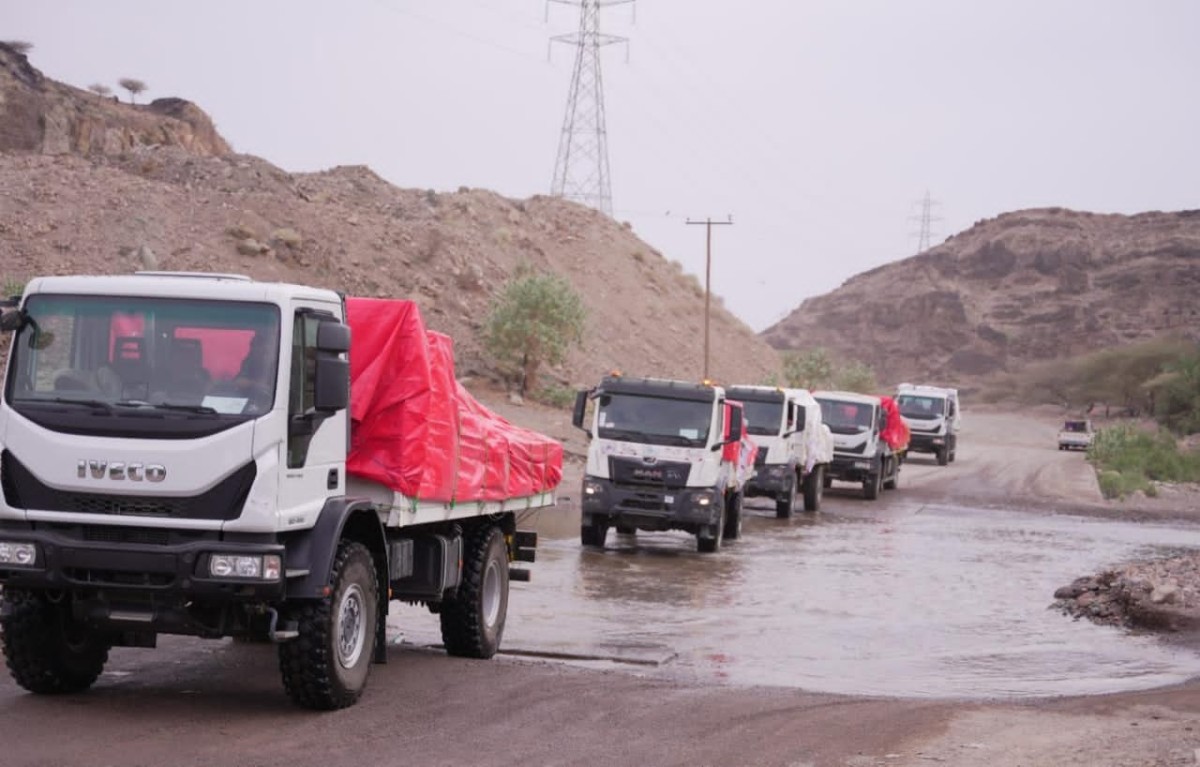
[548,0,633,216]
[911,190,941,253]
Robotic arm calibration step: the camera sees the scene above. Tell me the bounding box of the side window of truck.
[287,312,321,468]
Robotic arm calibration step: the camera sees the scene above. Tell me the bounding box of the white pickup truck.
[1057,419,1095,451]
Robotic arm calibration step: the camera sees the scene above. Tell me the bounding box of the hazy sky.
[9,1,1200,330]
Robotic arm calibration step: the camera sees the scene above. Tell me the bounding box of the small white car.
[1057,419,1094,451]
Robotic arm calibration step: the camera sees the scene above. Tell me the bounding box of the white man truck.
[0,273,561,710]
[895,383,961,465]
[572,375,756,553]
[726,385,833,517]
[813,391,904,500]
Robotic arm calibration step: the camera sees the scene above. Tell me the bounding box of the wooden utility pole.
[686,216,733,381]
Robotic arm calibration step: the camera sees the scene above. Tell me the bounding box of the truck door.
[278,305,349,525]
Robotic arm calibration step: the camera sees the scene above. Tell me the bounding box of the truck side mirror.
[0,308,26,332]
[312,320,351,413]
[729,406,744,441]
[572,390,589,432]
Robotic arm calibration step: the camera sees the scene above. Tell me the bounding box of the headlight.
[208,554,282,580]
[691,491,715,507]
[583,480,603,496]
[932,438,945,445]
[0,541,37,567]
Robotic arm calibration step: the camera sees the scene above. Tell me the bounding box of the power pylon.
[911,190,941,253]
[548,0,633,216]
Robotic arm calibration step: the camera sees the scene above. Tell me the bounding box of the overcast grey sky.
[9,1,1200,329]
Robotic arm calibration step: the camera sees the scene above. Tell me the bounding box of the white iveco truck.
[813,391,902,500]
[0,273,554,710]
[572,375,754,553]
[895,383,961,465]
[725,385,833,517]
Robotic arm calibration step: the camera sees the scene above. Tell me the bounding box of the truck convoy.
[572,375,756,553]
[0,272,562,710]
[813,391,908,500]
[726,385,833,517]
[894,383,961,465]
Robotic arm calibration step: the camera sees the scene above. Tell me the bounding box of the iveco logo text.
[77,460,166,482]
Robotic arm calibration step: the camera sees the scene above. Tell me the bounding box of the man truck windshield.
[596,393,713,447]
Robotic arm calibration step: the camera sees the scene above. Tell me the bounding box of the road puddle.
[443,500,1200,699]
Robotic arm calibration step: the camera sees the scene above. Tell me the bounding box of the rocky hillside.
[0,46,778,390]
[762,207,1200,385]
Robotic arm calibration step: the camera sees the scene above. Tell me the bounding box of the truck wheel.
[775,477,796,519]
[883,459,900,490]
[803,466,823,512]
[697,502,725,554]
[948,437,957,463]
[723,493,743,540]
[823,473,833,490]
[936,447,948,466]
[441,525,508,659]
[581,518,609,548]
[279,540,379,710]
[1,589,110,695]
[863,471,881,500]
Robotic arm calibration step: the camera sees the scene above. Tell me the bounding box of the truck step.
[509,568,531,582]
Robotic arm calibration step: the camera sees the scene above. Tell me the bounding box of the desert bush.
[119,77,147,104]
[531,383,577,410]
[783,348,833,390]
[87,83,112,98]
[1152,351,1200,435]
[4,41,32,55]
[484,270,586,396]
[1088,424,1200,498]
[833,361,878,394]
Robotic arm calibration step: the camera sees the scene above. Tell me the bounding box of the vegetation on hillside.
[1088,424,1200,499]
[1018,338,1200,434]
[483,270,586,398]
[782,348,878,393]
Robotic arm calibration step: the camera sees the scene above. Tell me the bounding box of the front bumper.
[908,433,947,454]
[745,464,793,498]
[580,477,722,532]
[828,454,876,482]
[0,522,287,602]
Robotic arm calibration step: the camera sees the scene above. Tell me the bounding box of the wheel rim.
[336,583,367,669]
[482,556,502,628]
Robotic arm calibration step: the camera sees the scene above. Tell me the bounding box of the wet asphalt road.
[3,412,1200,765]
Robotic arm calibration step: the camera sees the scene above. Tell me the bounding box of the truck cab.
[813,390,901,500]
[572,375,754,553]
[895,383,961,465]
[726,385,833,517]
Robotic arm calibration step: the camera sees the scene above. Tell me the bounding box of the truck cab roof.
[598,375,720,402]
[24,273,342,306]
[813,390,882,407]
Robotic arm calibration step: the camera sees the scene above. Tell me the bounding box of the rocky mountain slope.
[762,207,1200,386]
[0,44,779,390]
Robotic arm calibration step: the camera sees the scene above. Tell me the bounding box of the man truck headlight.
[208,554,282,580]
[583,480,603,496]
[0,541,37,567]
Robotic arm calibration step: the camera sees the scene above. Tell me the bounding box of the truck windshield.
[896,395,944,419]
[597,393,712,447]
[5,294,280,426]
[815,398,873,434]
[739,400,784,436]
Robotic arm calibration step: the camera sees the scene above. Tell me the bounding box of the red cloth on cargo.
[879,396,911,451]
[345,297,563,502]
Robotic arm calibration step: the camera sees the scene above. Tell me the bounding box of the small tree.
[484,271,586,396]
[783,348,834,390]
[87,83,112,98]
[118,77,147,104]
[3,41,33,55]
[833,361,878,394]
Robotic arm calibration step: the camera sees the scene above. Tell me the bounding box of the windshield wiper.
[154,402,219,415]
[38,397,116,414]
[599,427,648,441]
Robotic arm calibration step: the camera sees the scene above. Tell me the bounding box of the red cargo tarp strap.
[345,297,563,502]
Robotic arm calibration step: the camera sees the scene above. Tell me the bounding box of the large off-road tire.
[803,465,824,512]
[279,540,379,710]
[863,469,881,500]
[775,476,796,519]
[936,447,949,466]
[441,525,509,659]
[1,589,110,695]
[723,493,743,540]
[949,437,957,463]
[581,517,609,548]
[697,501,725,554]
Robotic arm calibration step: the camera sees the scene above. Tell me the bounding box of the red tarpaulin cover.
[345,297,563,502]
[879,396,911,451]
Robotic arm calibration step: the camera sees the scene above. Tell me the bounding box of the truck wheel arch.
[285,498,388,604]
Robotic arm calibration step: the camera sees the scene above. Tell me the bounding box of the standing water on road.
[476,501,1200,699]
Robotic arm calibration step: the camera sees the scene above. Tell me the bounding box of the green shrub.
[484,270,586,396]
[531,383,577,410]
[1088,424,1200,498]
